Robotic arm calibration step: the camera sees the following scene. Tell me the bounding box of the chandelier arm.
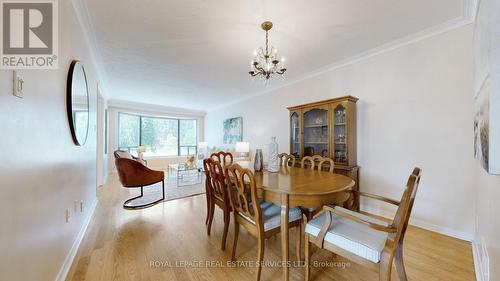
[254,64,265,72]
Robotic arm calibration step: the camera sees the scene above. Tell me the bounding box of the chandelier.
[249,21,287,80]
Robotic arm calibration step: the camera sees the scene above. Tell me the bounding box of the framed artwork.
[223,117,242,144]
[474,77,490,171]
[473,0,499,174]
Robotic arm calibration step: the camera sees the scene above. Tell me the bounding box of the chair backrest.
[114,150,134,160]
[203,158,229,203]
[278,153,296,167]
[301,156,315,170]
[210,151,233,167]
[225,163,263,228]
[115,157,164,187]
[311,155,323,163]
[318,157,334,172]
[389,167,422,245]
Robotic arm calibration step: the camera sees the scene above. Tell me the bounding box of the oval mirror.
[67,60,90,146]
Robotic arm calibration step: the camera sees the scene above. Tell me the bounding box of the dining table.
[242,164,356,281]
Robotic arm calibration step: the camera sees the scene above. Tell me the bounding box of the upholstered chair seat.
[305,206,389,263]
[239,200,303,231]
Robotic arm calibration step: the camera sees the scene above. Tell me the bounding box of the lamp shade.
[136,146,146,153]
[235,142,250,153]
[198,142,208,149]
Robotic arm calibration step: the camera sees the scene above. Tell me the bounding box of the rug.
[125,173,205,206]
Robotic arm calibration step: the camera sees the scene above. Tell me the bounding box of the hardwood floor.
[66,174,475,281]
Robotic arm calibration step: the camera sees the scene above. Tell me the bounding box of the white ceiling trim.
[70,0,110,98]
[108,99,206,118]
[209,0,476,111]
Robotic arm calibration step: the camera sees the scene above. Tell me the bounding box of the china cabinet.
[287,96,359,210]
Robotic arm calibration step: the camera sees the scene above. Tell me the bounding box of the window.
[118,112,197,157]
[141,117,178,156]
[179,119,197,156]
[118,113,140,148]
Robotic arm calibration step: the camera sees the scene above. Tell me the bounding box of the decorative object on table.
[223,117,242,144]
[67,60,90,146]
[248,21,287,81]
[235,142,250,159]
[473,0,499,174]
[197,142,208,160]
[187,155,196,167]
[267,137,279,172]
[136,146,146,158]
[254,149,264,172]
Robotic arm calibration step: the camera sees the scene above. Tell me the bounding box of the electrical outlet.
[65,208,71,223]
[80,200,84,212]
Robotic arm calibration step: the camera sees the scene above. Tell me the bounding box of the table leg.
[280,193,290,281]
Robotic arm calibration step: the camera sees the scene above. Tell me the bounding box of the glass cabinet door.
[290,112,301,158]
[303,108,329,157]
[333,104,347,164]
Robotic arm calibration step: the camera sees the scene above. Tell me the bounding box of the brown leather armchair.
[114,150,165,209]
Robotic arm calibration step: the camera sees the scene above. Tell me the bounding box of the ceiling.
[81,0,470,111]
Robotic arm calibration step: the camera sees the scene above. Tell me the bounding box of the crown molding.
[70,0,110,99]
[209,0,477,111]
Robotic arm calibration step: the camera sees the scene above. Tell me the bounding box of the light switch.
[65,208,71,223]
[13,71,24,98]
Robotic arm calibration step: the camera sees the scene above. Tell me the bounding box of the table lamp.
[198,142,208,160]
[235,142,250,158]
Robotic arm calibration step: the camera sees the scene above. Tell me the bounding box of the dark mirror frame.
[66,60,90,146]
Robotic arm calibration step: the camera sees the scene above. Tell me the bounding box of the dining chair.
[205,151,233,225]
[304,168,422,281]
[226,163,303,281]
[317,157,334,172]
[300,155,333,220]
[210,151,234,166]
[278,153,296,167]
[311,155,323,163]
[301,156,315,170]
[203,158,232,250]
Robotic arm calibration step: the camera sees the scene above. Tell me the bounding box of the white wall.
[0,1,101,280]
[474,166,500,280]
[205,25,476,240]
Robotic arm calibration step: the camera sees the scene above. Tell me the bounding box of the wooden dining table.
[249,165,356,281]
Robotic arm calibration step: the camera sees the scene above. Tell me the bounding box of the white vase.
[267,137,279,172]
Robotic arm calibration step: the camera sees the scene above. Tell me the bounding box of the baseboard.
[54,199,98,281]
[362,206,474,241]
[472,238,490,281]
